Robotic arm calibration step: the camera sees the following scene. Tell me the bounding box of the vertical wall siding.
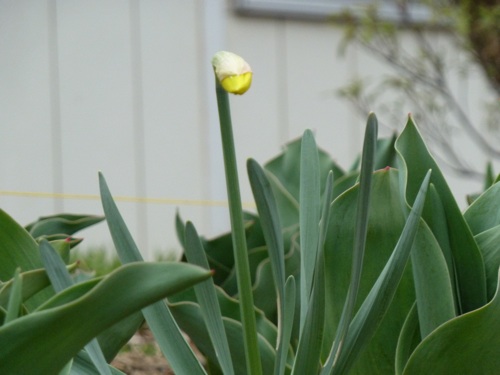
[0,1,489,257]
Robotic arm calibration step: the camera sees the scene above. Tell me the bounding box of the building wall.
[0,0,491,258]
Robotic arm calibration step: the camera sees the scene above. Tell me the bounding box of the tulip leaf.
[184,221,235,375]
[403,267,500,374]
[0,262,211,375]
[26,213,104,238]
[5,268,22,324]
[325,113,377,371]
[99,172,208,375]
[0,267,63,308]
[395,304,420,375]
[395,116,486,313]
[299,129,321,328]
[169,301,276,375]
[410,220,456,338]
[329,170,431,375]
[40,239,111,375]
[474,226,500,300]
[323,168,415,374]
[0,209,42,281]
[464,181,500,235]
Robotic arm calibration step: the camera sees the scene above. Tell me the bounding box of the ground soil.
[111,326,173,375]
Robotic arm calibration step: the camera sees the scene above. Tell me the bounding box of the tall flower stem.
[214,78,263,375]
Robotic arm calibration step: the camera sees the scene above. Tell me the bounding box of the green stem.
[214,79,263,375]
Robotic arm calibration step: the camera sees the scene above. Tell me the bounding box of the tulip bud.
[211,51,252,95]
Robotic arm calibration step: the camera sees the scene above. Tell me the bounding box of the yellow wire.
[0,190,256,208]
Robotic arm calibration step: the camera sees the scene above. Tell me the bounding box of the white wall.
[0,0,493,259]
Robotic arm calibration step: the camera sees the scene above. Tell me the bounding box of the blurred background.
[1,0,497,259]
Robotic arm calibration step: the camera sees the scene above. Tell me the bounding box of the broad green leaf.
[325,113,377,371]
[474,225,500,300]
[0,209,42,281]
[422,184,455,294]
[292,255,325,375]
[248,157,289,375]
[5,268,22,324]
[47,239,72,264]
[282,276,296,370]
[328,170,431,375]
[195,212,265,288]
[99,172,207,375]
[0,267,73,308]
[36,278,101,311]
[0,210,52,311]
[395,116,486,313]
[410,221,455,338]
[40,240,111,375]
[332,171,359,200]
[184,221,234,375]
[484,162,495,189]
[323,168,414,374]
[0,262,211,375]
[26,214,104,238]
[248,158,286,305]
[39,240,73,292]
[395,304,420,375]
[169,283,278,350]
[403,268,500,375]
[96,311,144,362]
[71,350,125,374]
[264,136,344,203]
[464,181,500,235]
[299,129,321,329]
[374,134,397,170]
[263,170,300,229]
[170,302,276,375]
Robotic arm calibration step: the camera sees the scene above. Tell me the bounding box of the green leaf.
[374,134,398,170]
[299,129,321,329]
[403,268,500,374]
[169,283,279,355]
[292,255,325,375]
[99,172,207,375]
[422,184,455,295]
[184,221,235,375]
[484,161,495,191]
[5,268,22,324]
[0,267,69,308]
[39,240,73,292]
[410,221,456,338]
[395,116,486,313]
[26,214,104,238]
[71,350,126,374]
[323,168,414,374]
[0,209,42,281]
[395,304,420,375]
[264,136,344,204]
[474,226,500,300]
[464,181,500,235]
[170,303,277,375]
[96,312,144,362]
[39,240,111,375]
[0,262,211,375]
[323,113,378,372]
[329,170,431,375]
[248,157,295,375]
[47,239,72,264]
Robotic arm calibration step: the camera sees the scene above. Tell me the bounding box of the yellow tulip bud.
[211,51,253,95]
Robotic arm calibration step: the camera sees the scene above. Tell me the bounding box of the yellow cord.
[0,190,256,208]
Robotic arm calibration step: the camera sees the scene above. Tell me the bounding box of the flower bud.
[211,51,252,95]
